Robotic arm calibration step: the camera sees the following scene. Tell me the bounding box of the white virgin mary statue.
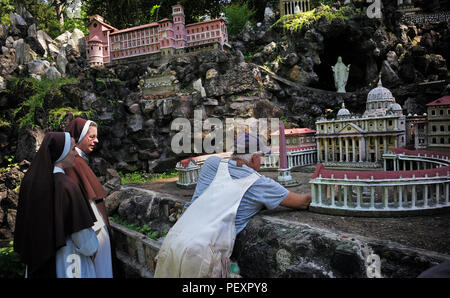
[332,56,351,93]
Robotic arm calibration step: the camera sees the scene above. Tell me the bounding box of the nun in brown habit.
[65,117,117,278]
[14,132,98,278]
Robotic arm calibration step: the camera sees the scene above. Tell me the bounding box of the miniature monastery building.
[315,78,406,167]
[426,95,450,152]
[86,4,229,67]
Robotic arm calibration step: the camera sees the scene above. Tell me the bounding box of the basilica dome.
[367,78,395,102]
[363,76,397,117]
[337,102,350,118]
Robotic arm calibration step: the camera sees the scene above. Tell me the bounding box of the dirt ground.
[139,169,450,256]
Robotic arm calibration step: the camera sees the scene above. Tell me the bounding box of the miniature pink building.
[86,4,229,66]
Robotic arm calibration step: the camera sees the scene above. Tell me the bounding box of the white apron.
[154,160,260,278]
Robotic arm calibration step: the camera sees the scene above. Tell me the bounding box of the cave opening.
[311,32,376,93]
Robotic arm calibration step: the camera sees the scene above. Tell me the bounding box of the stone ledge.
[110,221,161,277]
[235,215,450,278]
[109,200,450,278]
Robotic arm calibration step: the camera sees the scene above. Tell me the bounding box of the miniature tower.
[172,4,186,49]
[277,121,299,186]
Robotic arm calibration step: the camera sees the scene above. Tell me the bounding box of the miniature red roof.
[271,128,316,135]
[312,163,450,180]
[88,36,103,43]
[426,96,450,106]
[185,18,225,27]
[89,17,118,31]
[110,22,159,35]
[391,147,450,159]
[271,145,316,153]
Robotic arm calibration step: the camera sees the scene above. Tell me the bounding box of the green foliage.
[119,171,151,185]
[0,241,26,279]
[109,215,166,241]
[13,77,79,129]
[20,0,61,38]
[310,0,338,9]
[0,155,18,173]
[62,2,89,36]
[48,107,93,130]
[0,119,11,128]
[149,4,160,23]
[119,170,178,185]
[223,1,256,36]
[273,5,360,33]
[0,0,15,25]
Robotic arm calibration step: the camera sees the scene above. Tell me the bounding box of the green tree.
[62,0,89,35]
[0,0,15,25]
[223,0,256,36]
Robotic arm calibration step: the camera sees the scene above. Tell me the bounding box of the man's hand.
[280,192,312,210]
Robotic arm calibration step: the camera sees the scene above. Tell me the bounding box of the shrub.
[13,77,79,129]
[119,170,178,185]
[223,1,256,36]
[272,4,360,33]
[0,241,25,279]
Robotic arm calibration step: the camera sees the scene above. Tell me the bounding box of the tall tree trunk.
[55,0,64,32]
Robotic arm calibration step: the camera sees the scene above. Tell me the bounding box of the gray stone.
[127,114,144,132]
[13,39,36,65]
[68,28,85,53]
[54,31,71,46]
[36,30,57,57]
[44,66,61,80]
[0,76,5,90]
[81,90,97,110]
[27,59,50,76]
[9,13,27,27]
[263,42,277,56]
[27,23,36,39]
[205,68,218,80]
[380,60,400,87]
[56,48,68,75]
[16,127,45,162]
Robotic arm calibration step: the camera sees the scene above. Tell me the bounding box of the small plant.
[109,215,166,241]
[0,241,26,278]
[13,77,79,129]
[0,155,19,173]
[223,1,256,36]
[272,5,360,33]
[48,107,93,130]
[119,170,178,185]
[119,171,150,185]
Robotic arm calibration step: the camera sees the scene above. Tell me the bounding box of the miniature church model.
[315,75,406,167]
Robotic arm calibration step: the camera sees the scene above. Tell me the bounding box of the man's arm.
[280,192,311,210]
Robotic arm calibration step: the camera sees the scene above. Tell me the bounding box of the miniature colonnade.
[383,148,450,171]
[261,147,317,169]
[310,150,450,216]
[280,0,311,16]
[316,135,402,164]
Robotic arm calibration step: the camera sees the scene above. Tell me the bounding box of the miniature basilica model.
[315,77,406,168]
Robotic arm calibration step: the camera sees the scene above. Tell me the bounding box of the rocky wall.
[106,186,450,278]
